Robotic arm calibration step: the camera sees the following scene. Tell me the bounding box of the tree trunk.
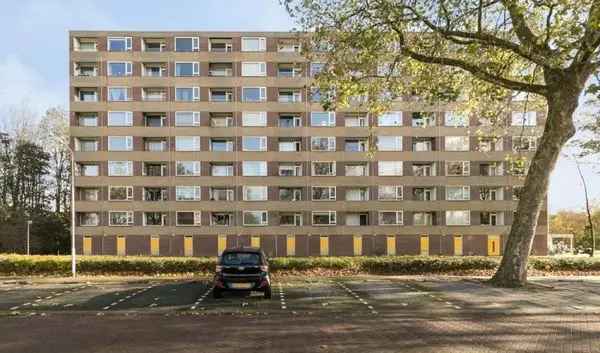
[490,83,580,287]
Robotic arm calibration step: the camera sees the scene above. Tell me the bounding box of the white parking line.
[101,283,156,311]
[336,282,377,315]
[9,284,91,312]
[190,286,213,310]
[278,283,287,310]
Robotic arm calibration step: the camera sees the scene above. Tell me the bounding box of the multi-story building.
[69,31,548,257]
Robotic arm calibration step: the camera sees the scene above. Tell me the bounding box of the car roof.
[222,247,263,254]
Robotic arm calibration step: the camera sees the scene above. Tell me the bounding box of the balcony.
[75,88,98,102]
[208,63,233,77]
[412,137,435,152]
[346,213,369,226]
[277,39,301,53]
[278,63,303,77]
[142,63,167,77]
[144,138,168,152]
[279,115,301,128]
[142,88,168,102]
[74,62,98,77]
[412,112,436,127]
[142,38,166,52]
[210,113,234,127]
[143,162,168,177]
[209,38,233,52]
[345,139,368,152]
[73,37,97,52]
[209,89,233,102]
[413,187,436,201]
[211,213,234,226]
[278,89,302,103]
[209,188,234,201]
[144,187,168,201]
[210,139,234,152]
[144,114,166,127]
[75,138,98,152]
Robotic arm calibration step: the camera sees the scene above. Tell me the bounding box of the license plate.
[230,283,252,289]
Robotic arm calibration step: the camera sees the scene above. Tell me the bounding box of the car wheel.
[213,287,223,299]
[264,286,272,299]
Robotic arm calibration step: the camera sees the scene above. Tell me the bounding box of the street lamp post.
[26,220,33,255]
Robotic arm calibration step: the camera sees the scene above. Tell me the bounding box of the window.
[142,88,167,101]
[209,63,233,77]
[243,211,268,226]
[211,163,233,176]
[242,87,266,102]
[144,114,166,127]
[278,40,301,52]
[446,210,471,225]
[280,213,303,226]
[480,162,504,176]
[242,136,267,151]
[211,212,234,226]
[480,187,503,201]
[278,89,302,103]
[413,163,436,176]
[478,137,502,152]
[345,163,369,176]
[378,161,403,176]
[176,186,201,201]
[142,63,166,77]
[109,211,134,226]
[79,212,99,226]
[310,62,325,77]
[78,113,98,127]
[379,211,403,225]
[143,162,167,177]
[176,211,202,226]
[209,187,234,201]
[77,89,97,102]
[413,137,434,152]
[78,164,99,177]
[143,38,166,52]
[377,136,402,151]
[481,212,503,226]
[279,138,301,152]
[346,187,369,201]
[175,87,200,101]
[412,112,436,127]
[109,186,133,201]
[107,62,132,77]
[108,161,133,176]
[413,187,436,201]
[446,186,470,201]
[76,138,98,152]
[176,161,201,176]
[108,37,132,52]
[345,114,368,127]
[144,187,168,201]
[175,136,200,151]
[144,212,167,226]
[345,139,367,152]
[242,161,267,176]
[311,112,336,127]
[278,63,303,77]
[279,163,302,176]
[445,136,470,151]
[241,62,266,76]
[209,88,233,102]
[378,112,402,126]
[210,138,233,152]
[175,37,199,52]
[346,213,369,226]
[279,115,301,128]
[312,186,336,201]
[175,112,201,126]
[512,111,537,126]
[241,37,266,52]
[108,87,128,101]
[242,112,267,127]
[74,38,97,52]
[243,186,268,201]
[513,136,538,151]
[312,211,336,226]
[108,111,133,126]
[312,162,336,176]
[378,185,403,200]
[175,62,200,76]
[311,137,336,151]
[279,188,302,201]
[210,113,233,127]
[446,161,470,176]
[445,111,469,127]
[108,136,133,151]
[209,38,232,52]
[80,188,99,201]
[413,212,434,226]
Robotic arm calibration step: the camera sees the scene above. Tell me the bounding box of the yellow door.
[251,235,261,248]
[217,234,227,255]
[150,236,160,256]
[453,235,463,256]
[320,235,329,256]
[353,235,362,256]
[116,235,126,256]
[386,235,396,256]
[286,235,296,256]
[488,235,500,256]
[184,236,193,257]
[83,236,92,256]
[420,235,429,256]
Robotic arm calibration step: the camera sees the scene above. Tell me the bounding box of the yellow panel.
[286,235,296,256]
[83,236,92,256]
[320,235,329,256]
[453,235,463,256]
[487,235,500,256]
[150,236,160,256]
[251,235,261,248]
[386,236,396,256]
[116,236,126,256]
[184,236,193,257]
[420,235,429,256]
[353,235,362,256]
[217,234,227,256]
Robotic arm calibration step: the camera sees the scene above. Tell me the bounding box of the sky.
[0,0,598,214]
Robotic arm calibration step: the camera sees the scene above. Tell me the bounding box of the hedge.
[0,254,599,276]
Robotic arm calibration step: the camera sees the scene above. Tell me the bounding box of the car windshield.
[221,252,261,266]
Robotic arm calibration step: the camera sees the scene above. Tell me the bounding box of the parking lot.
[1,275,600,352]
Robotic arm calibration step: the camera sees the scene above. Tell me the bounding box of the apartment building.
[70,31,548,257]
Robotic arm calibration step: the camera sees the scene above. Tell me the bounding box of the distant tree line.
[0,106,70,254]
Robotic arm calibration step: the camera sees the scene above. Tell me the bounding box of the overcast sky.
[0,0,597,214]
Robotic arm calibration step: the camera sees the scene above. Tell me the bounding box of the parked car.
[213,247,272,299]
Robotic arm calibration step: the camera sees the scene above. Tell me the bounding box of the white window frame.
[107,61,133,76]
[241,37,266,52]
[446,161,471,176]
[211,164,234,177]
[378,112,402,126]
[176,211,202,226]
[511,111,537,126]
[346,187,369,201]
[108,186,134,201]
[311,136,336,151]
[241,62,267,76]
[413,212,434,226]
[445,111,469,127]
[279,164,302,176]
[107,86,129,102]
[174,37,199,52]
[175,87,200,101]
[175,111,201,127]
[175,186,202,201]
[378,161,403,176]
[175,136,201,151]
[108,136,133,151]
[108,211,134,226]
[107,111,133,127]
[243,211,268,226]
[108,161,133,176]
[175,62,200,76]
[243,186,268,201]
[312,211,337,226]
[242,136,267,152]
[345,163,369,176]
[107,37,132,52]
[312,186,336,201]
[80,212,100,226]
[242,161,268,177]
[345,116,368,127]
[242,111,267,127]
[512,136,538,151]
[377,136,403,151]
[311,112,336,127]
[242,87,267,102]
[445,136,470,151]
[311,161,336,176]
[446,210,471,226]
[446,186,470,201]
[176,161,201,176]
[378,185,403,201]
[379,211,404,225]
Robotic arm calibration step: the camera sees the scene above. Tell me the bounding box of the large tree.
[283,0,600,286]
